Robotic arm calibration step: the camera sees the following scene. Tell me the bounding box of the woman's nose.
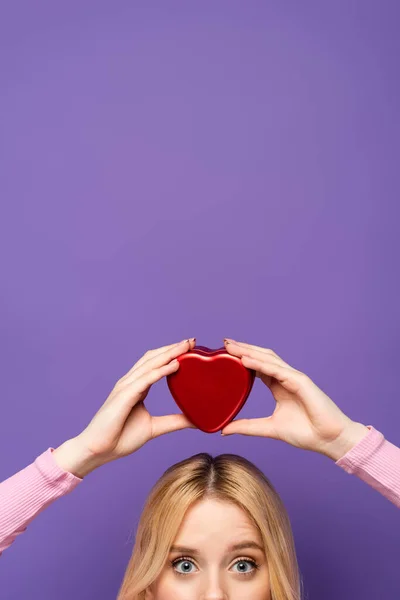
[200,573,228,600]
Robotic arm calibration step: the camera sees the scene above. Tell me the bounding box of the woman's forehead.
[171,498,263,551]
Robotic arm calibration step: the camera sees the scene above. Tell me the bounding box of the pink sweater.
[1,426,400,556]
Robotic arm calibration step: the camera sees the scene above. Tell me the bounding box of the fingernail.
[189,337,196,342]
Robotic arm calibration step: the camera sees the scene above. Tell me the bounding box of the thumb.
[151,413,196,439]
[221,416,278,439]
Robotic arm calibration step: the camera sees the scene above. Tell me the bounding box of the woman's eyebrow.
[169,545,200,555]
[226,541,264,553]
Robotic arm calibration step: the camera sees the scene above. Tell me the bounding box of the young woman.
[1,338,399,599]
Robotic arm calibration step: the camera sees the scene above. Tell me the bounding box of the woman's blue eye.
[173,559,197,574]
[231,559,257,574]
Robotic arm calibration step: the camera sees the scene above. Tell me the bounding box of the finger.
[134,338,196,370]
[130,338,195,373]
[119,338,195,385]
[225,342,292,369]
[123,340,192,385]
[224,339,283,360]
[240,355,304,394]
[130,359,181,393]
[221,416,278,438]
[151,413,197,438]
[113,360,181,418]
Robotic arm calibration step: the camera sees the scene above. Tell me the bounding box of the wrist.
[53,436,106,478]
[319,421,370,462]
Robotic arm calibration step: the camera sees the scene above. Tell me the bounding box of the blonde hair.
[117,453,302,600]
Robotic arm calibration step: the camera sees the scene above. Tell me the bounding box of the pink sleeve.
[0,448,82,556]
[336,426,400,508]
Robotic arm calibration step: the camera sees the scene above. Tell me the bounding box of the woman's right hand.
[53,338,196,478]
[221,339,369,461]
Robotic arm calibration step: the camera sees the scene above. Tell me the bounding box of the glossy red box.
[167,345,255,433]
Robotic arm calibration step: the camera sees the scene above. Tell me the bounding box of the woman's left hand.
[221,339,369,461]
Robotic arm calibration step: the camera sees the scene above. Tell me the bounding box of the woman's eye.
[173,559,198,574]
[231,559,257,574]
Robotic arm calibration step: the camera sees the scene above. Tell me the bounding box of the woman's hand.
[221,339,369,461]
[53,339,196,477]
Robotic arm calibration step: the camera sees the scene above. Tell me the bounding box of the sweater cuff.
[335,426,384,473]
[34,448,83,494]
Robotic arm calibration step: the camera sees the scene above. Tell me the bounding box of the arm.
[336,425,400,508]
[0,448,82,556]
[222,338,400,509]
[0,338,196,556]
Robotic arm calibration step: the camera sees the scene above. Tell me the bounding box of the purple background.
[1,2,399,598]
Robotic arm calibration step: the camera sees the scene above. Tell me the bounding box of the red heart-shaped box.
[166,345,255,433]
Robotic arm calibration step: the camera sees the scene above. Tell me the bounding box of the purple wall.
[1,2,399,598]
